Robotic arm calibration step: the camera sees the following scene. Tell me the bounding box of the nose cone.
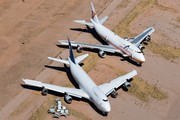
[139,54,145,63]
[132,53,145,63]
[103,102,111,113]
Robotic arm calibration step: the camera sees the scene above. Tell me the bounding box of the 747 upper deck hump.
[59,1,155,65]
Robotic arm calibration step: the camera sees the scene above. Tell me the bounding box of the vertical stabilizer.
[68,37,76,64]
[89,2,99,24]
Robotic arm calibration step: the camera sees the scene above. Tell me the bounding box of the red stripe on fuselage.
[96,32,144,63]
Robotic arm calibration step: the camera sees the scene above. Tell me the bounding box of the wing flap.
[98,70,137,96]
[23,79,89,99]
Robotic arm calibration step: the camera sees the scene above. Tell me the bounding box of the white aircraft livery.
[23,37,137,114]
[59,2,155,64]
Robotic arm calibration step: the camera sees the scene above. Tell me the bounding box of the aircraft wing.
[58,40,122,54]
[99,16,108,24]
[130,27,155,46]
[98,70,137,96]
[22,79,89,99]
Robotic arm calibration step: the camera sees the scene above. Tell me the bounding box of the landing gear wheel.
[111,91,118,98]
[42,87,48,96]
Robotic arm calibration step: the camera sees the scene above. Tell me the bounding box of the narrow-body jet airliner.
[23,37,137,114]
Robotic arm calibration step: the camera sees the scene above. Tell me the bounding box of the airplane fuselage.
[90,19,145,63]
[68,57,111,112]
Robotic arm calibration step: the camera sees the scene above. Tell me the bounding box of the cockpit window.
[102,99,108,102]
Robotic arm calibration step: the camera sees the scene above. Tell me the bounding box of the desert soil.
[0,0,180,120]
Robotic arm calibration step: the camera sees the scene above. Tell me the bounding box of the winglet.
[68,37,76,64]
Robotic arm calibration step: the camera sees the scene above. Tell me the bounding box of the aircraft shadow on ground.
[70,25,108,45]
[44,64,79,89]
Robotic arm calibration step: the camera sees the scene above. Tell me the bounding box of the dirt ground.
[0,0,180,120]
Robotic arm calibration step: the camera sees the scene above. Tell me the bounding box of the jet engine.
[77,45,83,53]
[123,37,128,41]
[145,35,151,42]
[138,44,145,53]
[111,90,118,98]
[124,82,131,89]
[99,50,106,58]
[42,87,48,96]
[64,95,73,104]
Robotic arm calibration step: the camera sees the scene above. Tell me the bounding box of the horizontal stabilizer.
[73,20,94,26]
[75,54,89,64]
[99,16,108,24]
[47,57,69,65]
[47,54,89,65]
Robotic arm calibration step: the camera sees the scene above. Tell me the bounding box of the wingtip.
[21,78,26,82]
[133,69,138,75]
[86,53,89,57]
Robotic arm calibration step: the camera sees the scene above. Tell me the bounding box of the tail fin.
[89,2,99,24]
[68,37,76,64]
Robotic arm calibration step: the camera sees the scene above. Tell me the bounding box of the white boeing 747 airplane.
[23,37,137,114]
[59,2,155,64]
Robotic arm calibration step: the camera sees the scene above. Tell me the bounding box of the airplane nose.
[104,103,111,112]
[140,55,145,62]
[131,53,145,63]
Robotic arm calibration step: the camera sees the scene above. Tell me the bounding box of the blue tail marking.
[68,37,76,64]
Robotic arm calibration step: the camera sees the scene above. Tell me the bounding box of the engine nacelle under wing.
[99,50,106,58]
[145,35,151,42]
[42,87,48,96]
[124,82,131,89]
[77,45,83,53]
[138,44,145,53]
[64,95,73,104]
